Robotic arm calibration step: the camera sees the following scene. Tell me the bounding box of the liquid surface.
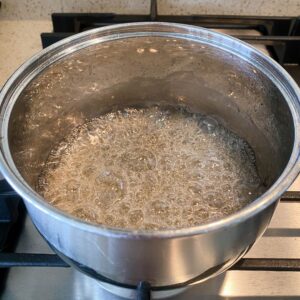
[38,107,265,230]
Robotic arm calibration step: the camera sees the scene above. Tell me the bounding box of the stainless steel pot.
[0,23,299,288]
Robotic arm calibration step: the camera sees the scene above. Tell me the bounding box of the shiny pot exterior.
[26,197,277,287]
[0,23,299,287]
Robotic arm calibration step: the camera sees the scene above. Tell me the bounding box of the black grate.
[1,253,300,271]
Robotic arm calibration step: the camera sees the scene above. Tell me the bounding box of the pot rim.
[0,22,299,239]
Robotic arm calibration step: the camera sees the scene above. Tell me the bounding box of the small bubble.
[149,48,158,53]
[73,208,96,222]
[144,223,159,230]
[129,210,144,226]
[195,208,209,220]
[120,148,156,172]
[150,200,169,218]
[118,202,130,214]
[104,215,115,225]
[82,166,97,177]
[188,185,203,195]
[65,180,79,194]
[137,48,145,54]
[114,219,126,228]
[199,116,218,133]
[94,171,125,201]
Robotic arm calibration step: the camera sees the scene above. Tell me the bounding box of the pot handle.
[136,281,151,300]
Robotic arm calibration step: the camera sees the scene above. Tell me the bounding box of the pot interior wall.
[8,36,294,193]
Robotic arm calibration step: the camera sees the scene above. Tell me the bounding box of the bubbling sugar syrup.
[38,107,265,230]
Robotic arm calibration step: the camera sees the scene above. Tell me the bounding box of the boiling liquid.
[38,107,265,230]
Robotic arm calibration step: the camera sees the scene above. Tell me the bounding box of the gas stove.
[1,1,300,299]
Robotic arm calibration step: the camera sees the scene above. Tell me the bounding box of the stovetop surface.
[1,9,300,299]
